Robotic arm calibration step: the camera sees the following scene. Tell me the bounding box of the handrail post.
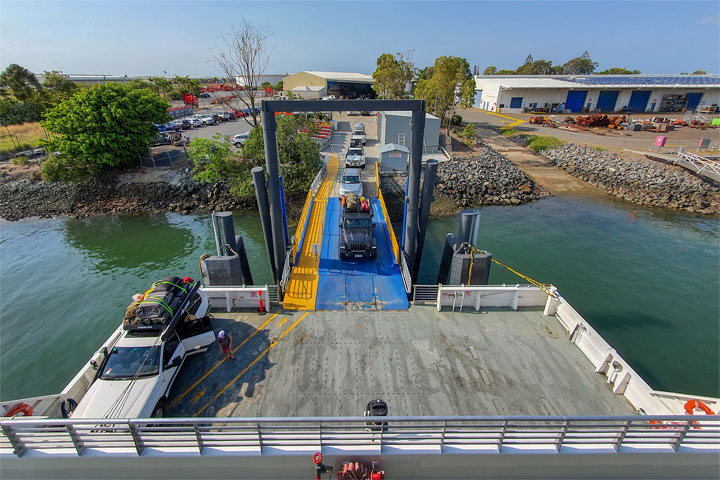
[256,422,263,451]
[2,424,27,457]
[440,420,447,452]
[66,424,86,456]
[614,420,630,452]
[498,420,507,452]
[128,423,145,456]
[193,424,204,454]
[556,420,568,452]
[671,421,691,452]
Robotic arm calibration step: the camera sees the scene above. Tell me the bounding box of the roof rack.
[123,281,200,338]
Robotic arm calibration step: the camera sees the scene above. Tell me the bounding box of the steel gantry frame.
[260,99,426,292]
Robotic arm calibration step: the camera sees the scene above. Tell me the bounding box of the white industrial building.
[473,75,720,114]
[282,71,374,99]
[376,111,441,154]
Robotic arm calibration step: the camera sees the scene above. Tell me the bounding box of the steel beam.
[263,99,422,113]
[260,109,286,286]
[251,166,276,280]
[403,104,426,278]
[414,159,438,280]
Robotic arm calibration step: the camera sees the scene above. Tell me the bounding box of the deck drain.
[543,325,558,338]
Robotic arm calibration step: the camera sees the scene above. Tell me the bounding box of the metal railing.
[413,284,440,304]
[673,151,720,182]
[398,253,412,295]
[2,415,717,458]
[310,165,327,196]
[279,249,292,294]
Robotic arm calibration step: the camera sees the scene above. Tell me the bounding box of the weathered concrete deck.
[167,306,635,418]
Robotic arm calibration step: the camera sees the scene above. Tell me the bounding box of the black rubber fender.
[60,398,78,418]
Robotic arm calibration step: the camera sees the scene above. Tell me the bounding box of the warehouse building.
[282,71,374,99]
[473,75,720,114]
[376,111,441,154]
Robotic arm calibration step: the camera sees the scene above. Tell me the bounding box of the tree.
[516,57,554,75]
[213,19,272,128]
[372,52,415,99]
[462,123,476,146]
[41,83,169,176]
[414,56,475,127]
[596,67,641,74]
[692,69,707,74]
[562,51,598,74]
[0,98,44,125]
[0,64,42,101]
[241,114,322,194]
[188,136,254,196]
[483,66,497,75]
[274,80,284,91]
[496,69,516,75]
[40,71,77,107]
[147,76,172,98]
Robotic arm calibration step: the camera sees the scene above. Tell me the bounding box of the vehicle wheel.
[234,143,240,147]
[152,399,168,418]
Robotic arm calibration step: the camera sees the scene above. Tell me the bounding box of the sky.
[1,0,718,77]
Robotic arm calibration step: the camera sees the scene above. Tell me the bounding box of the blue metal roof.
[564,75,720,86]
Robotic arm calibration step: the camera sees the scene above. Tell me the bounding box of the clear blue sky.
[1,0,718,77]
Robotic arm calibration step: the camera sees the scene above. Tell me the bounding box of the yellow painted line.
[194,312,309,416]
[472,107,526,128]
[278,317,287,326]
[375,162,400,264]
[168,313,278,408]
[190,389,205,404]
[283,154,339,310]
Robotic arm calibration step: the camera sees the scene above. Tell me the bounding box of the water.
[0,196,718,401]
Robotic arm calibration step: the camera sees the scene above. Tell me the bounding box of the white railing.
[436,284,549,312]
[673,152,720,181]
[310,165,327,196]
[200,286,269,312]
[1,415,717,458]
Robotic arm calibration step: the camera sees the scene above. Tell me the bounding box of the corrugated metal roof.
[303,71,373,82]
[290,85,325,91]
[384,111,440,119]
[378,143,409,153]
[475,75,720,89]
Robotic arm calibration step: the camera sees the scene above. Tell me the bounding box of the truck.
[339,194,377,260]
[345,147,366,168]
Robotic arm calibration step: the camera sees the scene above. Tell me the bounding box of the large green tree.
[0,64,42,101]
[372,52,415,99]
[40,71,78,107]
[41,83,169,174]
[414,56,475,126]
[242,114,322,194]
[562,51,598,74]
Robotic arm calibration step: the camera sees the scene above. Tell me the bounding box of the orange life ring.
[312,452,323,464]
[5,403,33,417]
[684,399,715,416]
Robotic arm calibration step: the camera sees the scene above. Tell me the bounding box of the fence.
[1,415,717,458]
[435,284,550,312]
[200,286,269,312]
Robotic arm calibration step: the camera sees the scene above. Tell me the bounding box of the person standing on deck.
[217,330,234,360]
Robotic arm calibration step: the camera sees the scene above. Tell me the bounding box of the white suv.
[71,278,215,419]
[345,147,366,168]
[339,168,363,197]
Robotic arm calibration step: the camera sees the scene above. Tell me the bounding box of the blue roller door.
[596,91,620,112]
[565,90,588,112]
[686,93,703,111]
[510,97,523,109]
[628,91,651,112]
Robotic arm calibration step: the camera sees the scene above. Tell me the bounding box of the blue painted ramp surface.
[315,198,409,310]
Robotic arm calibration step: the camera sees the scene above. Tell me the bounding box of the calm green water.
[1,195,718,401]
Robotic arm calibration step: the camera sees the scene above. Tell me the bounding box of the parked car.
[221,112,234,121]
[177,119,192,130]
[232,132,250,147]
[198,114,215,126]
[360,111,372,116]
[186,118,203,128]
[348,111,360,116]
[351,130,366,145]
[198,93,211,98]
[211,113,222,123]
[354,123,365,133]
[339,168,363,197]
[165,121,182,132]
[322,95,337,100]
[154,123,169,132]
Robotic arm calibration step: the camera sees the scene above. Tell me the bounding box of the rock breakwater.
[434,144,549,207]
[541,143,720,214]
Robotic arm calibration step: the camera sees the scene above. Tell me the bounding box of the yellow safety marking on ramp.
[472,107,525,128]
[283,154,339,310]
[278,317,287,326]
[375,162,400,264]
[194,312,309,416]
[190,389,205,404]
[168,313,278,408]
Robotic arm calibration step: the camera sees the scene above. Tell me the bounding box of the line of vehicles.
[345,122,367,168]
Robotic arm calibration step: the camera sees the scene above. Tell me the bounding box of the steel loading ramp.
[284,156,408,311]
[314,197,408,310]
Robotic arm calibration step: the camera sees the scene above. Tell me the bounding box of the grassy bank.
[0,122,46,153]
[501,129,564,152]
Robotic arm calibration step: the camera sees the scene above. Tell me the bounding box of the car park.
[232,132,250,147]
[339,168,363,197]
